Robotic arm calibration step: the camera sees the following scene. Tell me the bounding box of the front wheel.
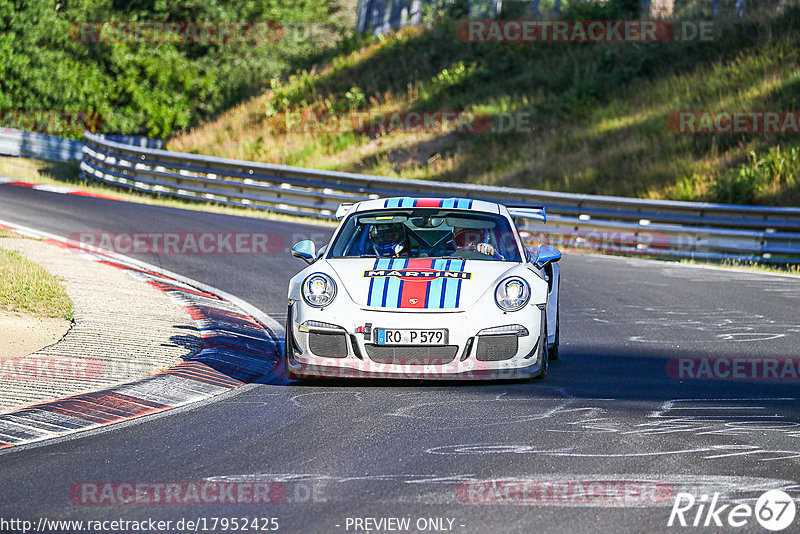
[549,306,560,361]
[285,306,301,381]
[534,313,549,380]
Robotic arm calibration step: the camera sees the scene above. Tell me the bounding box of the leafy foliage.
[174,3,800,206]
[0,0,341,138]
[713,146,800,203]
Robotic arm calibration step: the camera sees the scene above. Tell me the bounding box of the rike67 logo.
[668,490,796,531]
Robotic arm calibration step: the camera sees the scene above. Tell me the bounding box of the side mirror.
[292,240,316,264]
[316,244,328,259]
[534,244,561,269]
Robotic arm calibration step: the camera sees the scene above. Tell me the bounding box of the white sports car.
[285,197,561,380]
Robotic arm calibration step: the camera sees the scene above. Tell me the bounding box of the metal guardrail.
[0,130,162,162]
[0,129,796,264]
[0,129,84,162]
[78,131,800,265]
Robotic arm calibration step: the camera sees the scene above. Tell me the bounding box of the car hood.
[327,257,525,310]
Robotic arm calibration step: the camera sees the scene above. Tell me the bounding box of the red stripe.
[69,191,121,200]
[147,281,221,300]
[415,198,442,208]
[399,259,433,309]
[1,180,119,200]
[0,442,13,449]
[159,363,243,388]
[42,238,72,250]
[36,392,169,424]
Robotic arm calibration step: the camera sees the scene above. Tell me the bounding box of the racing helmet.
[369,223,405,255]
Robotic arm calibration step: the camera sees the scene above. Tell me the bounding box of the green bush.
[560,0,642,19]
[713,146,800,203]
[0,0,342,138]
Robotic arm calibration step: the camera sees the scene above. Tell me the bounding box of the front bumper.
[286,302,544,380]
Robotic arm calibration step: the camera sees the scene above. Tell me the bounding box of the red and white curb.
[0,220,282,451]
[0,175,120,201]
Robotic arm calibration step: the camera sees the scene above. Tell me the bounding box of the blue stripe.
[402,197,415,208]
[368,258,391,306]
[443,259,465,308]
[454,259,466,308]
[441,198,455,209]
[396,279,404,308]
[385,198,400,208]
[438,259,450,308]
[367,258,378,306]
[455,199,470,209]
[381,275,390,307]
[384,258,405,308]
[427,259,446,309]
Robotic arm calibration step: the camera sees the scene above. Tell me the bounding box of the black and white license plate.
[375,328,448,345]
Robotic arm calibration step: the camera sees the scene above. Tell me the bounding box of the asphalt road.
[1,184,799,533]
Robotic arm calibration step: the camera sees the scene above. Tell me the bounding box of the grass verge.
[678,257,800,277]
[0,247,74,320]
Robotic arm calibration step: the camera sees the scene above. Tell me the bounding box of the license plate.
[375,328,448,345]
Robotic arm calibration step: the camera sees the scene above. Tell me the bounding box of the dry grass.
[169,12,800,205]
[679,258,800,277]
[0,247,73,320]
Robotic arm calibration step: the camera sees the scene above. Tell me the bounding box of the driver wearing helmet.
[369,223,410,257]
[453,228,496,257]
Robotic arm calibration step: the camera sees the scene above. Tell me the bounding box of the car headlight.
[495,277,530,312]
[302,273,337,308]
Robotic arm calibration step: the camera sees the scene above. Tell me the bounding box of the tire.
[534,313,549,380]
[285,306,300,381]
[549,306,560,361]
[548,278,560,361]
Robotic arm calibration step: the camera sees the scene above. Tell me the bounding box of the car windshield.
[327,208,522,262]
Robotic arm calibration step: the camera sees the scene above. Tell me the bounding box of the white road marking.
[31,184,77,194]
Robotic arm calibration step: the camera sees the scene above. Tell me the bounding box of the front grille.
[475,334,518,361]
[308,332,348,358]
[365,345,458,365]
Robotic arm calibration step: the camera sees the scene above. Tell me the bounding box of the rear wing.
[335,203,356,220]
[507,206,546,223]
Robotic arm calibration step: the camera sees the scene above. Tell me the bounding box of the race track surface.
[1,184,799,533]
